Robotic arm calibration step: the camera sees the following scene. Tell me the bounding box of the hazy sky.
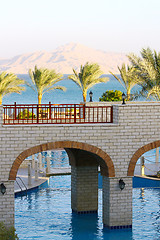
[1,0,160,58]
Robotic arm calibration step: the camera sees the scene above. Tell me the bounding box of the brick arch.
[128,140,160,176]
[9,140,115,180]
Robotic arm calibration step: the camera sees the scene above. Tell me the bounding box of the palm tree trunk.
[38,93,42,119]
[83,93,86,102]
[38,94,42,105]
[127,89,130,101]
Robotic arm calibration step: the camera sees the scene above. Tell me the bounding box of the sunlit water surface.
[15,177,160,240]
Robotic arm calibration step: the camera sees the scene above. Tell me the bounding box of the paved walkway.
[46,167,71,176]
[15,168,48,193]
[14,167,71,193]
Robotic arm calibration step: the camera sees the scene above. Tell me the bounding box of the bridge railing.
[3,102,113,125]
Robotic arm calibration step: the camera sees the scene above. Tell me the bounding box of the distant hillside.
[0,43,129,74]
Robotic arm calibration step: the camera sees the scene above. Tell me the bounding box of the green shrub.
[0,222,19,240]
[99,90,123,102]
[157,171,160,178]
[17,109,36,119]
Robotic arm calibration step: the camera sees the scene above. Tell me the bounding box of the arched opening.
[127,140,160,176]
[9,140,115,180]
[128,141,160,238]
[11,140,115,236]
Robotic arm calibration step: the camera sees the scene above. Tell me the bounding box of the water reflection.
[41,149,69,168]
[69,212,133,240]
[140,188,145,200]
[27,193,33,210]
[15,150,160,240]
[70,212,99,240]
[102,228,133,240]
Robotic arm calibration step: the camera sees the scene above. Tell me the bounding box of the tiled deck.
[14,168,49,193]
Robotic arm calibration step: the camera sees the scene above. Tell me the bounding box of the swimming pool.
[15,175,160,240]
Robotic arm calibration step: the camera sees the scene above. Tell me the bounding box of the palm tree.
[68,62,109,102]
[110,64,140,100]
[0,72,25,105]
[28,66,66,104]
[128,47,160,100]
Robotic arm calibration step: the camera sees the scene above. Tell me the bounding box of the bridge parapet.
[3,103,113,125]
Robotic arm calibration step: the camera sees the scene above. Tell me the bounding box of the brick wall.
[1,102,160,227]
[2,103,160,181]
[103,176,132,228]
[71,165,98,212]
[0,181,14,227]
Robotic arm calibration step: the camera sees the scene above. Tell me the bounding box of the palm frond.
[0,72,25,100]
[68,62,107,102]
[110,63,140,100]
[109,70,126,90]
[68,70,82,90]
[147,86,160,100]
[28,66,64,102]
[43,86,66,94]
[128,48,160,100]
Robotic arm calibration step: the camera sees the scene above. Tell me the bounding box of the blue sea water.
[15,150,160,240]
[2,74,141,104]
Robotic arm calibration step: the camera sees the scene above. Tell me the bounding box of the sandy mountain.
[0,43,129,74]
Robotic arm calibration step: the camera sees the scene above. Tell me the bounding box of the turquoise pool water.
[16,149,160,239]
[15,175,160,240]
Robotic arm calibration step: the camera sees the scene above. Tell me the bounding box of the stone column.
[28,163,32,186]
[68,148,99,214]
[103,176,132,229]
[46,155,51,174]
[156,147,159,164]
[35,160,39,181]
[140,156,145,176]
[32,155,35,169]
[38,152,42,170]
[0,180,14,227]
[71,165,98,213]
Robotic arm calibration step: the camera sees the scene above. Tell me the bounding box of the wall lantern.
[0,183,6,195]
[122,92,126,105]
[119,179,125,190]
[89,91,93,102]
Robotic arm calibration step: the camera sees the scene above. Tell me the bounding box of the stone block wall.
[2,102,159,181]
[0,181,14,227]
[71,165,98,213]
[103,176,132,228]
[1,103,160,227]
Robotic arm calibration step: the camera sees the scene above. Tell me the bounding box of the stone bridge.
[0,102,160,229]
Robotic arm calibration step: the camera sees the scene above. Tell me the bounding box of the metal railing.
[3,102,113,125]
[16,176,28,194]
